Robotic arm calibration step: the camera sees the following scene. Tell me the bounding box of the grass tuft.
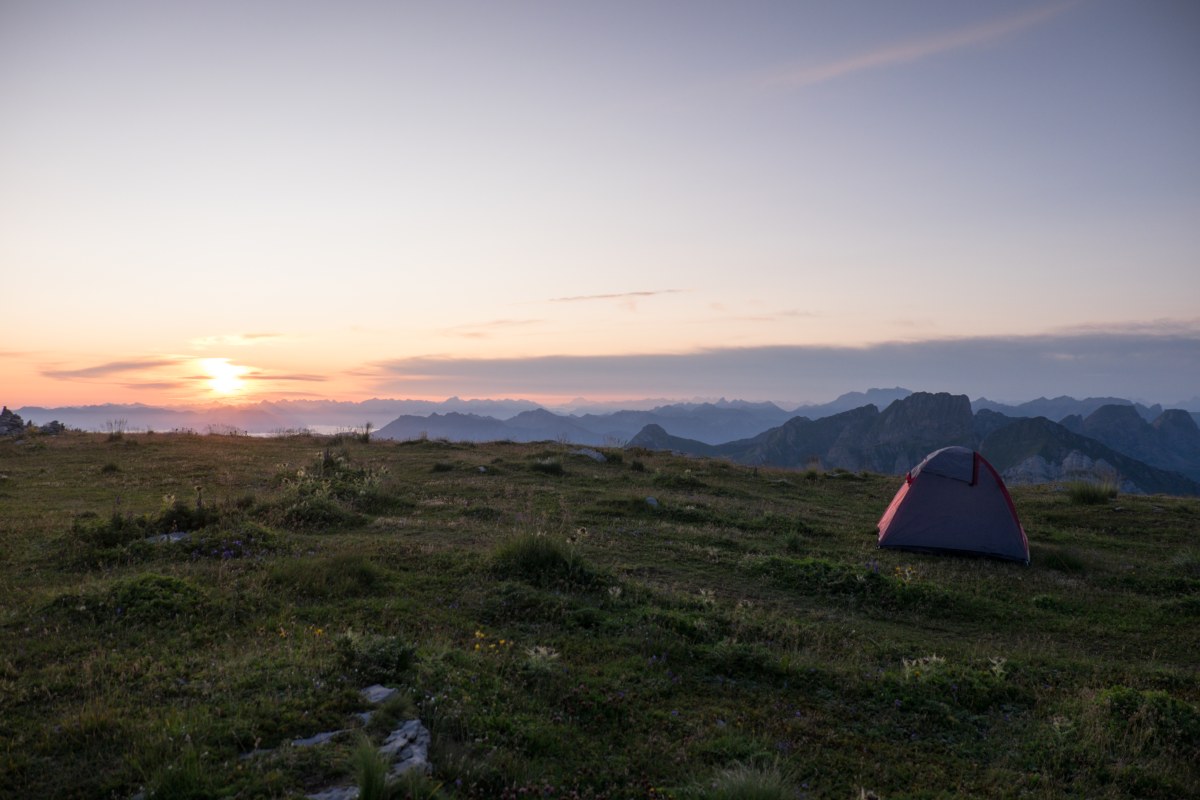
[492,532,603,590]
[689,761,794,800]
[1066,480,1118,505]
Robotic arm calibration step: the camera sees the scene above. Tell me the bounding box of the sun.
[199,358,247,396]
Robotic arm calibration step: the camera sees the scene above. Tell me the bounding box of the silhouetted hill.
[627,392,1200,496]
[972,395,1163,423]
[630,392,977,473]
[790,387,912,419]
[373,412,513,442]
[577,402,792,444]
[980,416,1200,496]
[626,424,720,456]
[1062,405,1200,481]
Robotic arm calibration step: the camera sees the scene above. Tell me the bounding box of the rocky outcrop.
[1000,451,1138,493]
[980,416,1200,496]
[1069,405,1200,482]
[627,424,719,457]
[1,407,24,436]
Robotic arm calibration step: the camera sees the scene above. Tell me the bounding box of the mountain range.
[627,392,1200,496]
[15,389,1200,495]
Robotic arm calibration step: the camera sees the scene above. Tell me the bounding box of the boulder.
[0,407,24,436]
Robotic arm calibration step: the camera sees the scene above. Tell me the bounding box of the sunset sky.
[2,1,1198,408]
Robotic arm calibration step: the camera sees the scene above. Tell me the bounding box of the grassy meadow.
[1,431,1197,799]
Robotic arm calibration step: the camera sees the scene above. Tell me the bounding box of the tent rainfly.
[877,446,1030,564]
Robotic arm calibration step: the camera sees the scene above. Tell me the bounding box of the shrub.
[1066,480,1117,505]
[109,573,204,622]
[146,744,217,800]
[272,494,361,530]
[268,554,390,599]
[689,762,794,800]
[74,511,146,549]
[530,459,565,476]
[188,521,282,560]
[653,470,706,489]
[157,497,218,533]
[337,631,415,683]
[1039,545,1087,573]
[1098,686,1200,757]
[104,419,126,442]
[492,533,603,590]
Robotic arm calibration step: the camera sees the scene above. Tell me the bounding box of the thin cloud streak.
[550,290,681,303]
[442,319,545,338]
[759,1,1077,90]
[122,382,189,390]
[43,358,179,380]
[242,372,327,383]
[190,333,286,348]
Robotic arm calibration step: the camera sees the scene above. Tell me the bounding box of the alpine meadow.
[1,429,1197,798]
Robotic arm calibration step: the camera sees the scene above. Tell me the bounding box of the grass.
[0,430,1198,799]
[1066,480,1119,505]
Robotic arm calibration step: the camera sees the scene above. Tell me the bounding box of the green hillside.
[1,432,1197,799]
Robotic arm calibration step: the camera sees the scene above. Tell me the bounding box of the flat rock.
[307,787,359,800]
[144,531,191,544]
[571,447,606,462]
[360,684,399,704]
[381,719,432,776]
[292,729,344,747]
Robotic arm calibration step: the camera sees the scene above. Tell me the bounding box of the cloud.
[121,381,190,390]
[443,319,545,338]
[43,358,178,380]
[190,333,286,348]
[550,290,681,303]
[370,327,1200,405]
[242,372,328,382]
[758,1,1077,90]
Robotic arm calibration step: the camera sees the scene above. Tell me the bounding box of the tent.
[877,446,1029,564]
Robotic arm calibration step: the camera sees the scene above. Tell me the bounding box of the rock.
[380,719,432,776]
[645,496,659,508]
[360,684,399,704]
[1002,450,1140,493]
[571,447,606,462]
[307,787,359,800]
[0,407,24,436]
[144,531,191,544]
[292,729,345,747]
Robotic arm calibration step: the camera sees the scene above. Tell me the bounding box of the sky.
[2,0,1198,408]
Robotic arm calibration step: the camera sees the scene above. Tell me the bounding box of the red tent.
[877,446,1029,564]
